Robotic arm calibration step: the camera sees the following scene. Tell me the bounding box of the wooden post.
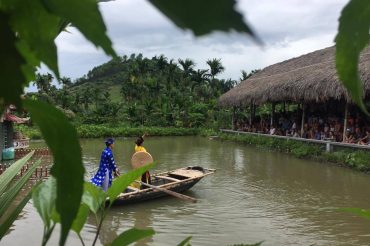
[232,106,236,130]
[343,102,348,141]
[252,103,256,124]
[271,103,276,126]
[249,102,253,125]
[300,103,305,137]
[283,101,286,113]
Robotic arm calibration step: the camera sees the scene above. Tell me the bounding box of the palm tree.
[206,58,225,80]
[178,58,195,76]
[240,70,249,81]
[92,87,102,109]
[82,87,92,111]
[240,69,261,81]
[59,76,72,88]
[33,73,54,93]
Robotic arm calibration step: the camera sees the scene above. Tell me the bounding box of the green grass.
[220,133,370,172]
[16,124,201,139]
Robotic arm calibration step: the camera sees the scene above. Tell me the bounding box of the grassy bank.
[15,125,215,140]
[220,133,370,172]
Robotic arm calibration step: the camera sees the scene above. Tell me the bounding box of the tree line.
[30,54,259,128]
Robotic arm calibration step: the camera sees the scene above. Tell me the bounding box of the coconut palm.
[206,58,225,80]
[178,58,195,76]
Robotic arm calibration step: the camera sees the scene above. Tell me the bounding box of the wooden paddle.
[135,180,197,203]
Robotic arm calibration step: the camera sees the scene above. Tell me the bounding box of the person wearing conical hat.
[132,135,151,189]
[91,138,120,191]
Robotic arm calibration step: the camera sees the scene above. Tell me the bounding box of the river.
[2,136,370,245]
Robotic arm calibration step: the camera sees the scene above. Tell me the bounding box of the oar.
[135,181,197,203]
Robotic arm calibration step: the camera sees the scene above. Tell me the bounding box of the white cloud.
[32,0,349,89]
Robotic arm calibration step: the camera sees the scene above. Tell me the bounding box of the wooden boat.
[113,166,215,205]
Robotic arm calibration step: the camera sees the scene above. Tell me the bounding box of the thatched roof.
[219,46,370,107]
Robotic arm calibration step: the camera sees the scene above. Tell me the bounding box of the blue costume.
[91,146,117,191]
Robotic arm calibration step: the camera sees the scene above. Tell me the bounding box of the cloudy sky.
[36,0,349,90]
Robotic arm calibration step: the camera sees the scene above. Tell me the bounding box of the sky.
[33,0,348,91]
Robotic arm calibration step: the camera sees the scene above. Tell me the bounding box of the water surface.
[2,136,370,245]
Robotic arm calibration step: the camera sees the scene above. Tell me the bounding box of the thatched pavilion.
[219,45,370,138]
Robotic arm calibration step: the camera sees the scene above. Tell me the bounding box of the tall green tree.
[206,58,225,80]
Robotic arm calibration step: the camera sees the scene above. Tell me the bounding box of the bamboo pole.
[283,101,286,113]
[232,106,236,130]
[252,103,256,123]
[271,102,276,126]
[135,181,197,203]
[300,103,305,137]
[249,103,253,125]
[343,102,348,141]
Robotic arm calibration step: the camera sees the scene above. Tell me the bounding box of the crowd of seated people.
[235,113,370,146]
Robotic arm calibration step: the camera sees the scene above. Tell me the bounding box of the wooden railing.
[15,147,51,159]
[0,148,53,179]
[220,129,370,152]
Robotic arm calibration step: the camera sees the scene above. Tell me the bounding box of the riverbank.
[219,133,370,172]
[16,125,218,140]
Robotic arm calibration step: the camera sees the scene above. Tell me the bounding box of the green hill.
[31,54,237,128]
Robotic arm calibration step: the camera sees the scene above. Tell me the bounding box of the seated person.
[353,127,364,142]
[358,130,370,145]
[343,131,355,143]
[269,126,276,135]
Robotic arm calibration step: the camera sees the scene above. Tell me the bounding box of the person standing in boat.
[134,135,152,188]
[91,138,120,191]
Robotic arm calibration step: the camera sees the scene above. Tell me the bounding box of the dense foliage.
[29,55,253,129]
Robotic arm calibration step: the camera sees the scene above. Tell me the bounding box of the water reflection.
[2,136,370,246]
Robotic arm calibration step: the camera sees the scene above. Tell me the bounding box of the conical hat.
[131,151,153,169]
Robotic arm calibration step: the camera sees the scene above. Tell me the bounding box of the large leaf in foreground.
[109,228,155,246]
[0,159,42,217]
[149,0,261,43]
[32,178,57,229]
[177,236,192,246]
[340,208,370,220]
[82,182,107,214]
[24,99,84,246]
[107,163,154,205]
[0,13,28,108]
[71,204,90,234]
[335,0,370,113]
[42,0,116,57]
[3,0,60,77]
[0,191,32,240]
[0,151,34,196]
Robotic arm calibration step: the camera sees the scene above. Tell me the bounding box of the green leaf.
[23,99,85,246]
[148,0,261,43]
[335,0,370,113]
[0,151,34,196]
[0,12,28,108]
[109,228,155,246]
[177,236,192,246]
[71,203,90,234]
[41,0,116,57]
[0,159,42,217]
[32,177,57,229]
[3,0,61,77]
[82,182,107,214]
[0,191,32,240]
[340,207,370,220]
[107,163,154,205]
